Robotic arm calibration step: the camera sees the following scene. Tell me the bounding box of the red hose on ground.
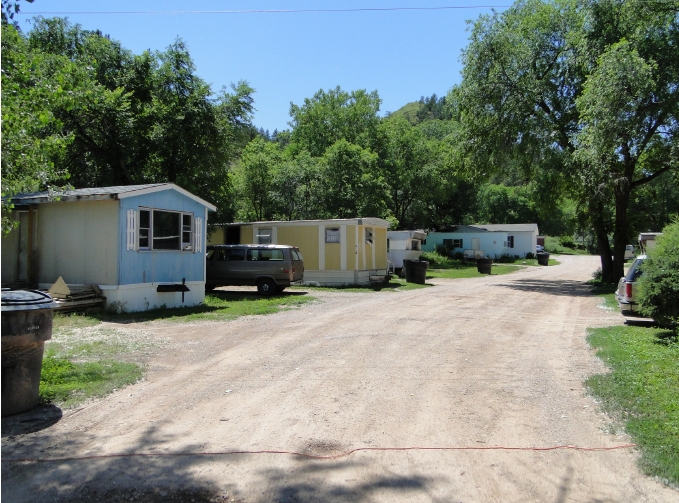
[1,443,637,463]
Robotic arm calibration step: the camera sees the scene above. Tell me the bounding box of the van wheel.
[257,278,277,296]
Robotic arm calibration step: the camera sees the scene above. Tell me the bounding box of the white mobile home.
[422,224,539,259]
[387,230,427,274]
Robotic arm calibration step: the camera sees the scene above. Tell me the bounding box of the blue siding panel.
[118,189,208,285]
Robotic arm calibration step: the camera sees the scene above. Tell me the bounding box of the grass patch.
[52,291,315,328]
[589,279,619,310]
[43,291,315,407]
[291,278,431,293]
[40,354,143,408]
[586,325,679,486]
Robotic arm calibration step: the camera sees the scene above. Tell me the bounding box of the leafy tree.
[476,184,536,225]
[270,150,323,221]
[235,137,282,221]
[1,0,33,29]
[1,23,73,233]
[378,117,438,227]
[288,86,382,157]
[416,94,453,122]
[19,18,254,223]
[637,220,679,332]
[320,139,388,219]
[456,0,678,282]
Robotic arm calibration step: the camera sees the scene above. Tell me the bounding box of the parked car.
[616,255,646,315]
[536,245,544,253]
[624,244,636,260]
[206,244,304,295]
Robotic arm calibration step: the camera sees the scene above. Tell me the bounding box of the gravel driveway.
[3,255,677,502]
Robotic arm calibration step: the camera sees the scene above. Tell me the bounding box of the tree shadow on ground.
[1,416,448,503]
[496,279,596,297]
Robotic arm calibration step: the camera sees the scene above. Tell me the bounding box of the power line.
[20,6,513,16]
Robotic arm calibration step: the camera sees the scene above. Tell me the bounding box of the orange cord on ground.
[2,443,637,463]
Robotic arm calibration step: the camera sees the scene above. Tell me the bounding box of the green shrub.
[525,252,535,260]
[560,235,576,248]
[435,244,449,257]
[637,220,679,332]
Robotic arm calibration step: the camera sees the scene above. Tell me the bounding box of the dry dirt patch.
[2,255,677,502]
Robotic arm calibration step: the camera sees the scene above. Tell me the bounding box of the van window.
[206,250,215,260]
[248,249,284,261]
[216,248,245,261]
[292,249,303,261]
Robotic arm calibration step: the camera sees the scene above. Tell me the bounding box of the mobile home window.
[139,210,151,249]
[257,228,272,244]
[137,208,194,251]
[365,228,373,244]
[504,236,514,248]
[182,214,193,250]
[452,239,463,249]
[326,227,340,243]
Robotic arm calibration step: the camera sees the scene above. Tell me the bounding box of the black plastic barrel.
[536,252,550,266]
[1,290,58,416]
[403,259,429,284]
[476,258,493,274]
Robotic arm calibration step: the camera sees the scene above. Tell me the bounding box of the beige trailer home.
[209,218,390,286]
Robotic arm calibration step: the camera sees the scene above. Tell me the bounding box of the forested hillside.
[2,0,678,282]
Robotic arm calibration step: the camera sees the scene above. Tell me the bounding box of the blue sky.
[17,1,509,133]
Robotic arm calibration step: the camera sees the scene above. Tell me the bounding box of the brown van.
[206,244,304,295]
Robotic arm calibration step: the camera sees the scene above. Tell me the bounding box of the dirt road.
[3,255,677,502]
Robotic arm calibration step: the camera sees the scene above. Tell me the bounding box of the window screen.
[257,228,272,244]
[326,228,340,243]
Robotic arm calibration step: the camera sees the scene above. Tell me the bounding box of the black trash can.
[536,252,550,266]
[476,258,493,274]
[1,290,58,416]
[403,259,429,284]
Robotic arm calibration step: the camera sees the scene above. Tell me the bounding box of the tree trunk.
[611,177,632,283]
[591,199,614,282]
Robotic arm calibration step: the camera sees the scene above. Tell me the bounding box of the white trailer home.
[387,230,427,275]
[422,224,539,259]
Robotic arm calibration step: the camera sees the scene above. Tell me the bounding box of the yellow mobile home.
[209,218,391,286]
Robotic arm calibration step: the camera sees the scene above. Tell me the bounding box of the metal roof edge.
[116,183,217,211]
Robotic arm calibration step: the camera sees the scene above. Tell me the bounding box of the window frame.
[256,228,272,244]
[325,227,340,243]
[136,207,195,252]
[365,227,374,244]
